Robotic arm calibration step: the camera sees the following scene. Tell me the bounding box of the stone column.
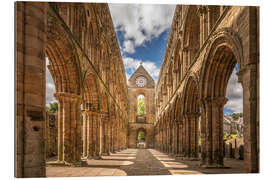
[99,116,104,156]
[56,96,64,162]
[102,112,110,155]
[161,125,164,152]
[105,120,111,155]
[168,123,172,154]
[166,124,169,153]
[162,124,165,152]
[87,111,94,158]
[212,97,227,166]
[188,113,200,159]
[177,121,183,156]
[157,127,159,150]
[195,114,200,158]
[74,97,82,162]
[159,125,161,151]
[200,98,212,167]
[173,123,176,154]
[92,112,99,158]
[95,113,101,158]
[182,115,186,156]
[238,63,259,172]
[200,99,206,165]
[110,114,116,153]
[200,97,227,167]
[188,113,195,158]
[160,126,163,151]
[113,119,117,152]
[114,112,119,152]
[82,110,88,158]
[63,96,71,163]
[55,92,81,164]
[183,114,191,157]
[175,122,179,154]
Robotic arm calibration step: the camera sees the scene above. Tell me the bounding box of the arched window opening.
[138,130,146,143]
[45,57,58,159]
[137,94,145,115]
[224,63,244,143]
[137,129,146,149]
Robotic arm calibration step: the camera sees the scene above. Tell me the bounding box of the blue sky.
[109,4,176,81]
[115,29,170,81]
[116,29,169,68]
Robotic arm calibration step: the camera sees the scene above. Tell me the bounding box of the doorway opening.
[137,129,146,148]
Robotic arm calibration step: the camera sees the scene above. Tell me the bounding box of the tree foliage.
[232,113,243,120]
[138,131,145,141]
[137,95,145,115]
[46,102,58,113]
[223,133,242,140]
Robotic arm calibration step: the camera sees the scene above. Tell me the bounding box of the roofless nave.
[15,2,259,177]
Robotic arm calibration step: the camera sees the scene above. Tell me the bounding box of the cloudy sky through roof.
[46,3,243,114]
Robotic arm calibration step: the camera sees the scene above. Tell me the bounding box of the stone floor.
[46,148,246,177]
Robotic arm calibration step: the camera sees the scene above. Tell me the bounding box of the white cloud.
[123,40,135,53]
[46,58,57,106]
[109,4,175,54]
[123,56,159,81]
[224,69,243,113]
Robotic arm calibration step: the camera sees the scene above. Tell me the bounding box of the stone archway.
[182,75,200,159]
[199,30,244,168]
[136,128,147,148]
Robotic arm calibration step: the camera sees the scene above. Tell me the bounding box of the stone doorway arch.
[136,128,147,148]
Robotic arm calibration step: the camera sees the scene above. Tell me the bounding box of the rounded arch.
[136,128,147,148]
[182,74,200,113]
[46,26,82,95]
[199,28,244,167]
[137,94,146,116]
[200,28,243,99]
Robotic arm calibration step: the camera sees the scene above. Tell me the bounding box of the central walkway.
[119,149,171,175]
[46,149,246,177]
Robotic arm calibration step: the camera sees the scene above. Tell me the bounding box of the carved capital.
[237,63,257,83]
[100,112,109,121]
[54,92,81,102]
[83,110,99,116]
[182,46,189,52]
[201,97,228,106]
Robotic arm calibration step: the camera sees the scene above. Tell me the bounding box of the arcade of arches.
[16,2,259,177]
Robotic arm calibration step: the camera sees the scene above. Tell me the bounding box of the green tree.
[137,95,145,115]
[232,112,243,120]
[138,131,145,142]
[46,102,58,113]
